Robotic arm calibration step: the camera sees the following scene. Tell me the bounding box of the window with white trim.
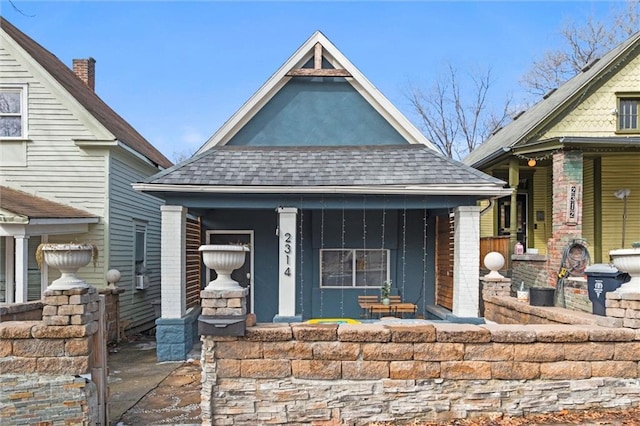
[618,96,639,132]
[0,86,27,138]
[134,221,147,277]
[320,249,388,288]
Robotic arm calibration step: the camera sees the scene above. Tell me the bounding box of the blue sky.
[1,1,620,162]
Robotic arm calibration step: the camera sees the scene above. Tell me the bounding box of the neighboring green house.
[135,31,510,360]
[464,31,640,283]
[0,18,172,332]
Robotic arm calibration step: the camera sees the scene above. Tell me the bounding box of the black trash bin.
[585,264,630,316]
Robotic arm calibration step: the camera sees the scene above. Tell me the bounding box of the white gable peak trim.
[196,31,436,154]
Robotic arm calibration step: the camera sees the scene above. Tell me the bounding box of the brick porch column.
[547,150,584,286]
[453,205,480,317]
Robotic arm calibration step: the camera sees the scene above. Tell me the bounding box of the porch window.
[618,96,639,131]
[320,249,388,288]
[0,86,27,138]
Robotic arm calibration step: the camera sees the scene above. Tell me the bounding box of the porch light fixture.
[527,159,537,167]
[614,188,631,248]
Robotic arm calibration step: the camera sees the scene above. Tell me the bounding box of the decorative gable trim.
[196,31,436,153]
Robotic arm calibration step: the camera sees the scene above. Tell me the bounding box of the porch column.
[5,236,15,303]
[508,158,520,255]
[274,207,301,322]
[452,206,480,317]
[160,205,186,319]
[15,235,29,302]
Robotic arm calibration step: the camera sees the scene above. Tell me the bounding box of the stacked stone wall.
[99,287,125,343]
[0,287,102,425]
[607,292,640,329]
[0,301,43,322]
[201,321,640,425]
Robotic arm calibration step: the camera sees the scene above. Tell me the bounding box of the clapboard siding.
[109,152,164,330]
[1,30,166,328]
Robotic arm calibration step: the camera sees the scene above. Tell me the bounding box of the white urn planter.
[199,244,249,291]
[37,243,97,291]
[609,248,640,293]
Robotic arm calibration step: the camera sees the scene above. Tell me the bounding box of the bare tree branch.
[407,64,511,160]
[520,1,640,97]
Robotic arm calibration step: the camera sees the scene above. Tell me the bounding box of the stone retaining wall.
[607,292,640,329]
[201,321,640,425]
[0,301,43,322]
[0,287,102,425]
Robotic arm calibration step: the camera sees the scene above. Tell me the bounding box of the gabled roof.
[0,17,172,169]
[464,30,640,168]
[196,31,436,154]
[0,186,98,223]
[137,145,508,196]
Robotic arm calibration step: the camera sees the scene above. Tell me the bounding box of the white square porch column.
[452,206,481,317]
[15,236,29,303]
[274,207,301,322]
[160,205,186,319]
[4,237,15,303]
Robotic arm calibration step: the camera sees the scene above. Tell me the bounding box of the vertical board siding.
[601,156,640,256]
[185,217,202,309]
[582,159,595,253]
[109,154,164,331]
[435,214,454,310]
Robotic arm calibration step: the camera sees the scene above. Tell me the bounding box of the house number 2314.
[283,233,292,277]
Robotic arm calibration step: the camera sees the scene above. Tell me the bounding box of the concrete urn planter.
[199,244,249,291]
[38,243,97,290]
[609,248,640,293]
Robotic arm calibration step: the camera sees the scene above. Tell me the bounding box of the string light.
[514,149,561,166]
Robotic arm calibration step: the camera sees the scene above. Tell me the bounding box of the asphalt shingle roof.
[145,145,505,187]
[0,186,97,219]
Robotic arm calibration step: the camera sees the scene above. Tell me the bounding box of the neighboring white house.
[0,17,172,332]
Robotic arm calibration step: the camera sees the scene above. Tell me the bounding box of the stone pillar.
[15,235,29,302]
[40,286,101,374]
[452,206,481,317]
[548,150,584,286]
[274,207,301,322]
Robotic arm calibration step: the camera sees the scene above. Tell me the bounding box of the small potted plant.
[380,280,392,305]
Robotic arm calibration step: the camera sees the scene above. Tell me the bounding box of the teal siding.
[202,207,436,322]
[227,78,408,146]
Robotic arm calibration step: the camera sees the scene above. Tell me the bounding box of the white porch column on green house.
[160,205,186,319]
[274,207,301,322]
[452,206,481,317]
[15,235,29,302]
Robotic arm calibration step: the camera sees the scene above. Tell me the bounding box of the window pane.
[0,91,20,114]
[355,250,387,286]
[0,117,21,137]
[321,250,352,287]
[620,99,638,130]
[135,229,146,274]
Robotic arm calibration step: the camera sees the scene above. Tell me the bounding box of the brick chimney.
[72,58,96,91]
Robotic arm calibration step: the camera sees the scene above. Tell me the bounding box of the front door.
[497,194,527,246]
[206,231,253,313]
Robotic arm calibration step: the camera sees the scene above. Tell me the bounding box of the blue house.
[134,32,510,360]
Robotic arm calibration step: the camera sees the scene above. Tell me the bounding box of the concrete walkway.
[107,336,201,425]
